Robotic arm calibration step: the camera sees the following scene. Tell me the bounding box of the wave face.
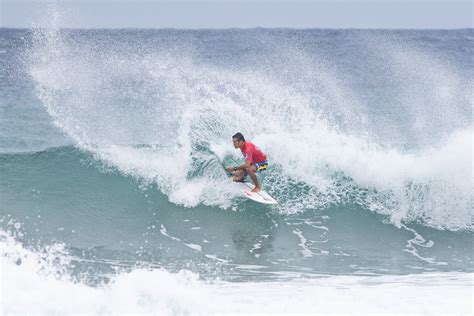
[22,27,473,230]
[0,25,473,313]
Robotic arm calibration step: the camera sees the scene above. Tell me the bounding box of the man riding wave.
[226,132,268,193]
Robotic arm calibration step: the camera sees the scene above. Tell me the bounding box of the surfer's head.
[232,132,245,149]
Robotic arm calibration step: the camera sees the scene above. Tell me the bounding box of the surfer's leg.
[246,165,261,192]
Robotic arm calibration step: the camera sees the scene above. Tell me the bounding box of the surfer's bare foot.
[251,186,261,193]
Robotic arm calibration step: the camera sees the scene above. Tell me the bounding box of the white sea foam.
[1,234,472,315]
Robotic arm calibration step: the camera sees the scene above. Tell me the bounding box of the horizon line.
[1,26,473,31]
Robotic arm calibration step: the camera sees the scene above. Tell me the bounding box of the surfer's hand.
[226,166,234,172]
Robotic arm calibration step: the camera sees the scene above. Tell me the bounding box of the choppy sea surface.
[0,25,472,314]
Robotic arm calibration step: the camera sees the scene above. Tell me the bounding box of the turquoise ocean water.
[0,25,472,314]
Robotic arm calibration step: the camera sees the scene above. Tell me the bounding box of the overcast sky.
[1,0,472,29]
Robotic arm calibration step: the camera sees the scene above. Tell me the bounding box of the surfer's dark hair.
[232,132,245,142]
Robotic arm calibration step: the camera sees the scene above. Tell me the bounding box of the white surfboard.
[221,157,277,205]
[232,179,277,205]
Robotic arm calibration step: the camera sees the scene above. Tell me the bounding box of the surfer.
[226,132,268,193]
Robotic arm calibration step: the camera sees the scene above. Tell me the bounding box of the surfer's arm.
[232,160,252,171]
[226,160,251,172]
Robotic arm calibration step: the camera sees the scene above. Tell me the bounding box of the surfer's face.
[232,138,243,149]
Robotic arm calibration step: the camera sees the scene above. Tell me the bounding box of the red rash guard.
[241,141,267,164]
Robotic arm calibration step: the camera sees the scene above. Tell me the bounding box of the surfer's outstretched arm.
[226,160,250,172]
